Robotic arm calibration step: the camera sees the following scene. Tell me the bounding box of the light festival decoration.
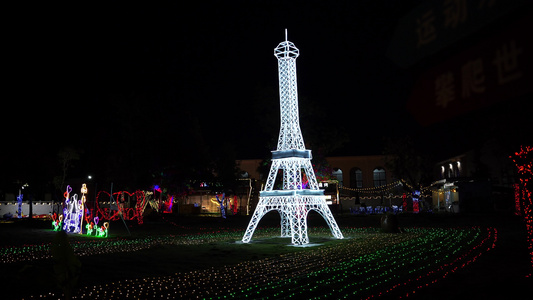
[95,190,147,224]
[52,213,63,231]
[510,145,533,277]
[85,222,94,236]
[215,193,227,219]
[97,222,110,238]
[79,184,88,234]
[94,216,99,229]
[16,193,23,218]
[412,190,421,213]
[232,195,238,215]
[164,195,174,213]
[62,185,84,233]
[16,226,497,299]
[242,30,343,245]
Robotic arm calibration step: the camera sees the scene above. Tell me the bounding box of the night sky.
[3,1,531,192]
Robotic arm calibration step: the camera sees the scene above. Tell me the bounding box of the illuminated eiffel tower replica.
[242,30,343,245]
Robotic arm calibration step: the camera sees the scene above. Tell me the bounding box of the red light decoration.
[510,145,533,277]
[95,190,147,224]
[232,195,238,215]
[412,190,421,213]
[514,183,522,216]
[163,195,173,213]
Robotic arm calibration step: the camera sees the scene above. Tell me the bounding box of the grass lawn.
[0,213,531,299]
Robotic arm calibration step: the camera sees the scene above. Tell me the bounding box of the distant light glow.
[16,193,23,218]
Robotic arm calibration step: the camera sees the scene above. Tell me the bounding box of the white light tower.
[242,30,343,245]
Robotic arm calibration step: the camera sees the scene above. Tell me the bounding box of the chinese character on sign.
[493,40,523,85]
[461,58,486,98]
[478,0,496,9]
[416,10,437,47]
[443,0,468,29]
[435,72,455,108]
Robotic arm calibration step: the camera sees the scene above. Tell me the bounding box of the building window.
[373,168,386,187]
[332,168,343,186]
[350,168,363,188]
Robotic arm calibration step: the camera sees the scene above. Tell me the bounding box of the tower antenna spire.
[285,28,288,41]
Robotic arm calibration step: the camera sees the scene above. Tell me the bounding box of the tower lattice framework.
[242,31,343,245]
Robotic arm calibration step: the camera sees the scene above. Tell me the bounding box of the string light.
[95,190,147,225]
[510,145,533,277]
[340,180,403,193]
[9,226,497,299]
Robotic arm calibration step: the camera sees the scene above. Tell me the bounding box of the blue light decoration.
[413,190,421,213]
[62,185,83,233]
[215,193,226,219]
[16,193,23,218]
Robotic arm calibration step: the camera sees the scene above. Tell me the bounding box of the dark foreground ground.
[0,212,531,299]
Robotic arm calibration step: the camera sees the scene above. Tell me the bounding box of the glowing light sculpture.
[85,222,94,236]
[412,190,420,213]
[52,213,63,231]
[79,184,87,234]
[242,30,343,245]
[215,193,227,219]
[62,185,83,233]
[16,193,23,218]
[97,222,109,238]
